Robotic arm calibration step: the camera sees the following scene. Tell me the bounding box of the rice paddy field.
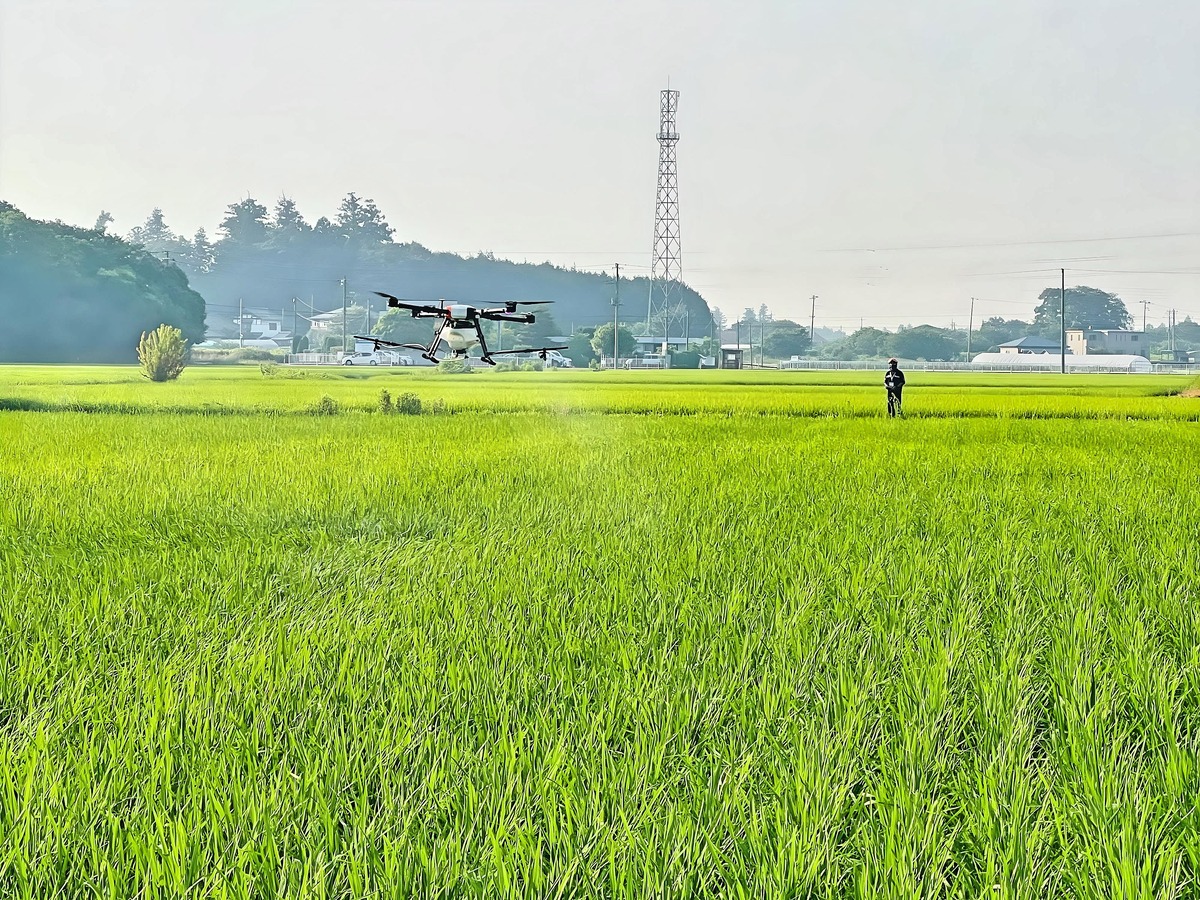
[2,364,1199,898]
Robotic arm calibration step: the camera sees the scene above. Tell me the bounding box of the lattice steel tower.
[647,88,682,337]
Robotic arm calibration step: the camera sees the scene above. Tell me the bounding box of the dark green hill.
[0,202,205,363]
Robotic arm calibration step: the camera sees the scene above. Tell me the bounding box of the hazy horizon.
[2,0,1197,329]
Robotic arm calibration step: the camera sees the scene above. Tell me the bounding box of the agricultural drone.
[354,292,568,365]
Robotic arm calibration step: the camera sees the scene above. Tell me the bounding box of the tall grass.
[1,376,1198,897]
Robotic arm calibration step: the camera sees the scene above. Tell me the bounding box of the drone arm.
[352,335,404,350]
[484,345,569,358]
[375,292,446,317]
[480,312,535,324]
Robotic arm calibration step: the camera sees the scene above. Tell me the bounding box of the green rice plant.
[1,369,1199,897]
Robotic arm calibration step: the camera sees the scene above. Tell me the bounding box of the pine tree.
[335,192,394,244]
[218,197,270,247]
[272,195,310,235]
[137,324,189,381]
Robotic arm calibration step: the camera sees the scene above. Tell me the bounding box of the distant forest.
[120,193,714,345]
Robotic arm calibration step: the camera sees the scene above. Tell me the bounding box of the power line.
[823,230,1200,253]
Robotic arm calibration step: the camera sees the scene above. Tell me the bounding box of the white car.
[342,350,413,366]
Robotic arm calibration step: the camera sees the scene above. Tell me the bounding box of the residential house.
[1065,328,1147,356]
[206,307,292,348]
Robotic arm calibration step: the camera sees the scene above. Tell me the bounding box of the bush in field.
[377,389,392,413]
[436,358,473,374]
[307,394,339,415]
[137,324,188,382]
[396,392,422,415]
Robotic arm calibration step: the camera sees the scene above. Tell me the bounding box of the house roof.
[999,336,1060,348]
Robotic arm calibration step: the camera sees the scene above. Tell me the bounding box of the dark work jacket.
[884,368,905,391]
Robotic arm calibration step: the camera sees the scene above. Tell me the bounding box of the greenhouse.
[969,353,1153,373]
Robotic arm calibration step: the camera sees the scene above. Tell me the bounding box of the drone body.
[355,293,568,366]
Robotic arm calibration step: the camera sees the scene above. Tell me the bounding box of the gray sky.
[2,0,1198,329]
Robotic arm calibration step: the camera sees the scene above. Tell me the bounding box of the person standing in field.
[884,358,905,417]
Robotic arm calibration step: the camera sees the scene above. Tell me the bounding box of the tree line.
[3,193,1186,364]
[119,193,716,351]
[710,286,1179,362]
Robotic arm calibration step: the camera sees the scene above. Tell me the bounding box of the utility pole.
[339,277,348,354]
[1060,268,1066,374]
[612,263,622,368]
[1140,299,1149,334]
[967,297,975,361]
[809,295,818,355]
[290,298,298,354]
[239,297,244,349]
[366,294,372,334]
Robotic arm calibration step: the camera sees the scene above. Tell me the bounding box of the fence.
[599,357,671,370]
[288,353,343,366]
[777,358,1190,375]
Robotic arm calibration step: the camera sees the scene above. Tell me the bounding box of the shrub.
[430,398,448,415]
[307,394,339,416]
[396,392,422,415]
[378,389,393,413]
[137,324,189,382]
[436,358,474,374]
[190,347,286,365]
[260,362,279,377]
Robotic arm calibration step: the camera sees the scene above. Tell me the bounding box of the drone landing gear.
[476,329,499,366]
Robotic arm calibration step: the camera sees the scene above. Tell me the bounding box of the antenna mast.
[647,88,682,342]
